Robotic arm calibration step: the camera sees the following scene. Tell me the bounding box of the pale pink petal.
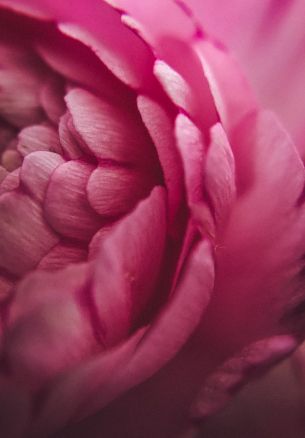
[188,0,305,155]
[91,186,167,346]
[175,114,205,205]
[204,123,236,225]
[17,124,62,156]
[87,165,152,217]
[0,191,59,276]
[44,160,102,241]
[106,0,195,47]
[20,151,64,202]
[194,39,257,133]
[137,95,183,227]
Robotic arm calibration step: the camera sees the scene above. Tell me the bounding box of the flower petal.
[87,165,152,217]
[44,160,102,241]
[0,191,59,276]
[91,186,167,345]
[17,124,62,157]
[65,88,156,167]
[20,151,64,202]
[137,95,183,227]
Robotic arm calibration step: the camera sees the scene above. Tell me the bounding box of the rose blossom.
[0,0,305,437]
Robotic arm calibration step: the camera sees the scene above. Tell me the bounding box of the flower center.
[0,14,161,291]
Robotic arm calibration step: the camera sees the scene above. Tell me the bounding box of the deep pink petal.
[32,239,214,436]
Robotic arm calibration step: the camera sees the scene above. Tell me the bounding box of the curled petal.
[20,151,64,202]
[91,186,167,345]
[44,160,102,241]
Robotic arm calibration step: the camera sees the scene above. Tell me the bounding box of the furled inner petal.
[44,160,102,241]
[39,75,66,125]
[86,165,151,217]
[137,95,183,226]
[0,191,59,276]
[58,113,84,160]
[17,124,62,156]
[65,88,157,167]
[20,151,64,202]
[204,123,236,226]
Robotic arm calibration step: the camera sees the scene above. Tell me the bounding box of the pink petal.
[20,151,64,202]
[32,329,145,436]
[137,95,183,226]
[204,123,236,225]
[0,168,20,195]
[44,160,102,241]
[39,239,214,436]
[58,113,84,160]
[38,243,87,270]
[57,16,157,92]
[40,75,66,124]
[36,25,129,102]
[188,0,305,155]
[107,0,195,47]
[190,335,297,418]
[91,186,167,346]
[6,300,97,390]
[200,111,305,356]
[88,225,114,260]
[87,165,152,217]
[0,191,59,276]
[65,88,156,167]
[195,39,257,133]
[17,124,62,156]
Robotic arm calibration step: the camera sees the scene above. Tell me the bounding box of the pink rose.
[0,1,305,437]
